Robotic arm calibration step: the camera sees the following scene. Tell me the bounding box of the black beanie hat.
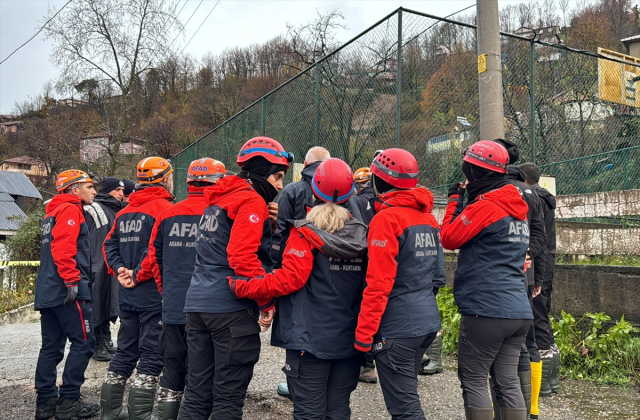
[240,156,288,179]
[493,138,520,165]
[122,179,135,196]
[101,177,124,194]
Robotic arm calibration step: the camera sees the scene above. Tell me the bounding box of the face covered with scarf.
[461,160,509,203]
[237,156,288,203]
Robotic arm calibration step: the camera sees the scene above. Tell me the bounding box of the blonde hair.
[306,202,350,233]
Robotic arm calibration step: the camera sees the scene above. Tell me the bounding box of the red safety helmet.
[187,157,226,184]
[237,137,293,169]
[311,158,355,204]
[463,140,509,173]
[370,148,419,189]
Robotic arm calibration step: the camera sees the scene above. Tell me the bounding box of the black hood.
[506,166,526,182]
[94,191,124,212]
[301,161,322,182]
[533,184,556,209]
[291,218,368,260]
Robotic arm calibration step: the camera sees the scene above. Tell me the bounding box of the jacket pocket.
[227,322,261,366]
[282,357,299,378]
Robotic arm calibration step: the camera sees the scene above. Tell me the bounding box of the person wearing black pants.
[441,141,533,420]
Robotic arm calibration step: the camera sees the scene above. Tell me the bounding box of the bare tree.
[44,0,183,175]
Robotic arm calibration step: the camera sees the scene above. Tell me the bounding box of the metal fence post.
[261,98,265,136]
[530,40,536,164]
[396,9,403,148]
[315,65,320,144]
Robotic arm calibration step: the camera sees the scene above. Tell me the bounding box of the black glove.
[63,286,78,305]
[448,182,464,198]
[433,287,440,297]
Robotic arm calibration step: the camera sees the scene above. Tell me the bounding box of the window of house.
[98,150,105,157]
[84,139,91,146]
[17,164,32,171]
[84,152,90,159]
[98,138,105,145]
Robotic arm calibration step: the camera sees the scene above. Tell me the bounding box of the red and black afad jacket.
[441,184,533,320]
[184,176,275,314]
[35,194,91,310]
[147,186,207,324]
[355,188,444,352]
[103,186,173,312]
[231,218,368,359]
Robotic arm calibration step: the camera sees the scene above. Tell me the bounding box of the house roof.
[0,121,22,126]
[0,193,27,231]
[621,35,640,45]
[0,171,43,199]
[81,132,111,139]
[0,155,45,166]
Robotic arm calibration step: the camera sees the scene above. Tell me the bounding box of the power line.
[168,0,204,50]
[180,0,220,54]
[0,0,74,66]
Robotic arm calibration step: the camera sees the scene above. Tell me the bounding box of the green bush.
[436,287,461,356]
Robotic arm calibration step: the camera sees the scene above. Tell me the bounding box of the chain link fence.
[171,7,640,201]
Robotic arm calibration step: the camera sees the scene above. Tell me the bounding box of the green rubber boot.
[517,370,532,418]
[420,334,443,375]
[464,407,494,420]
[100,382,129,420]
[127,374,158,420]
[550,347,560,393]
[540,356,553,398]
[499,407,527,420]
[156,387,182,420]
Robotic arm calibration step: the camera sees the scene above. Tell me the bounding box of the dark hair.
[190,181,212,188]
[518,162,541,184]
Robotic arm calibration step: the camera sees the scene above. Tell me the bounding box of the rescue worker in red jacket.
[440,141,532,420]
[230,158,368,420]
[101,157,174,420]
[145,158,226,419]
[355,149,445,420]
[179,137,292,420]
[34,170,100,420]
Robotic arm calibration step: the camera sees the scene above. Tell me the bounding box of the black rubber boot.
[55,396,100,420]
[127,387,157,420]
[540,357,553,397]
[93,342,113,362]
[104,327,117,355]
[550,350,560,393]
[518,370,532,418]
[157,401,180,420]
[419,334,443,375]
[499,407,527,420]
[100,383,128,420]
[489,376,502,420]
[35,397,57,420]
[464,407,494,420]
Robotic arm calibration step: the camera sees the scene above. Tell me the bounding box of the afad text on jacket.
[441,184,533,320]
[184,175,275,314]
[35,194,91,309]
[231,217,368,359]
[147,186,208,324]
[103,186,173,312]
[355,187,445,352]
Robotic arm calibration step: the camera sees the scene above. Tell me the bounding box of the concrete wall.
[556,227,640,256]
[444,261,640,324]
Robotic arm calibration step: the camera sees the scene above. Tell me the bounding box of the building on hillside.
[514,26,562,44]
[426,116,472,153]
[58,98,90,107]
[80,132,144,162]
[0,121,24,133]
[0,171,42,240]
[0,156,48,182]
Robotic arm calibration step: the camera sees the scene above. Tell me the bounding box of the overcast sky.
[0,0,571,114]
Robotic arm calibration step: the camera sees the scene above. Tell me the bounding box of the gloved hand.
[228,277,249,298]
[433,287,440,297]
[448,182,464,198]
[63,286,78,305]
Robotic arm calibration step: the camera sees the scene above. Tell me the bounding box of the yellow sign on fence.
[478,54,487,74]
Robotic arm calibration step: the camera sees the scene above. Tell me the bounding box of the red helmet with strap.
[237,137,293,169]
[311,158,355,204]
[187,157,226,184]
[463,140,509,174]
[370,148,419,189]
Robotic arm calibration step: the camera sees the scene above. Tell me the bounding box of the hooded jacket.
[352,186,376,225]
[354,188,444,352]
[441,184,533,319]
[230,217,368,359]
[35,194,91,310]
[103,186,173,312]
[147,186,208,324]
[84,191,122,325]
[184,176,275,314]
[271,161,364,268]
[532,184,556,282]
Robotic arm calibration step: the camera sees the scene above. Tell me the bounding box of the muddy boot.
[550,344,560,393]
[55,396,100,420]
[464,407,494,420]
[35,396,57,420]
[518,370,531,418]
[489,376,502,420]
[101,372,129,420]
[358,367,378,383]
[539,353,553,398]
[530,361,542,419]
[127,374,159,420]
[420,333,443,375]
[156,387,182,420]
[499,407,527,420]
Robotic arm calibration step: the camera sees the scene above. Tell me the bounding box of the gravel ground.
[1,321,638,419]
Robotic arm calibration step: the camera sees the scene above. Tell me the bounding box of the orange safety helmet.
[56,170,93,192]
[137,157,173,184]
[353,167,372,183]
[187,157,226,184]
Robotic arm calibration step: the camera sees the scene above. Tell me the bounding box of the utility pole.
[477,0,505,140]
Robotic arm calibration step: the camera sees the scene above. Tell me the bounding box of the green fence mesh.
[172,8,640,201]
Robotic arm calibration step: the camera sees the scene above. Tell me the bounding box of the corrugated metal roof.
[0,200,27,231]
[0,192,15,201]
[0,171,42,199]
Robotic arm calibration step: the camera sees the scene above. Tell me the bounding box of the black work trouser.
[458,315,531,409]
[284,350,361,420]
[533,282,555,351]
[159,323,188,391]
[179,310,261,420]
[35,300,95,401]
[108,309,163,378]
[518,286,540,372]
[372,333,437,420]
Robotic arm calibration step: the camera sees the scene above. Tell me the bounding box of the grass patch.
[0,272,36,315]
[555,255,640,266]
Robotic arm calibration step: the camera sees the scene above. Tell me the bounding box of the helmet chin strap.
[372,174,380,196]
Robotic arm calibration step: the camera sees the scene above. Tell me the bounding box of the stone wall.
[556,227,640,256]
